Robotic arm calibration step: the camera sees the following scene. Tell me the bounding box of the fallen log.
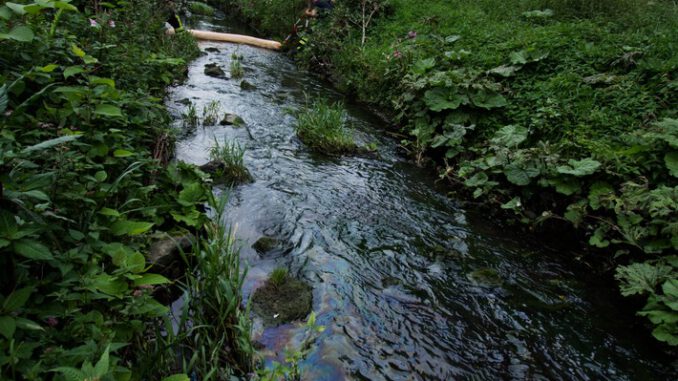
[188,29,282,50]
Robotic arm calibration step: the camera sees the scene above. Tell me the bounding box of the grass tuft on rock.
[208,139,252,183]
[293,98,358,154]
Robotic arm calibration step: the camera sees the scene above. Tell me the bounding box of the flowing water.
[167,15,676,381]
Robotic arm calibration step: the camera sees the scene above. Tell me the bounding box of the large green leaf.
[491,125,528,147]
[424,88,465,112]
[0,6,12,20]
[63,66,85,79]
[133,273,170,287]
[665,151,678,177]
[556,158,601,177]
[5,3,26,15]
[94,345,110,377]
[616,262,672,296]
[412,58,436,75]
[178,182,204,206]
[21,135,81,154]
[651,324,678,346]
[0,25,34,42]
[2,286,33,312]
[94,104,123,117]
[464,172,488,187]
[110,220,154,236]
[503,164,539,186]
[13,240,54,261]
[0,316,16,339]
[470,90,507,109]
[90,274,128,297]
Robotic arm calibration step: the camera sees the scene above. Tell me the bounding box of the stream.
[167,15,676,381]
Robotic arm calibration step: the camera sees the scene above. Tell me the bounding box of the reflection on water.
[167,15,676,381]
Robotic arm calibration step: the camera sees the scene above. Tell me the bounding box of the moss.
[252,236,280,254]
[251,276,312,326]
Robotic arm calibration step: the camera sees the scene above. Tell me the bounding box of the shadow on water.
[167,14,677,381]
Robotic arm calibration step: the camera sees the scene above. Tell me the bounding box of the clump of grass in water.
[293,98,357,154]
[182,101,199,129]
[209,138,251,183]
[202,100,221,126]
[230,52,244,78]
[269,267,288,288]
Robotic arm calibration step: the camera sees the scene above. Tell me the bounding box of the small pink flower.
[393,50,402,59]
[108,20,116,28]
[89,18,98,27]
[407,31,417,39]
[46,317,59,327]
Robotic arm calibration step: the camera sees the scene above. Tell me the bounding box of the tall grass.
[230,52,244,79]
[293,98,357,153]
[202,100,221,126]
[134,194,254,379]
[209,138,251,182]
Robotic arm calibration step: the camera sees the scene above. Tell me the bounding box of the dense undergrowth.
[217,0,678,345]
[0,1,256,379]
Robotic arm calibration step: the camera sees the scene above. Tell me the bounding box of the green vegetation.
[230,52,244,79]
[292,98,358,153]
[217,0,678,344]
[182,101,199,129]
[0,0,253,379]
[208,138,252,183]
[189,1,216,16]
[269,267,289,288]
[202,99,221,125]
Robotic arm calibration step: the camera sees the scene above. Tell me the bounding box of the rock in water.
[204,63,226,78]
[252,276,313,326]
[252,236,280,254]
[205,47,220,53]
[198,160,225,176]
[240,80,256,90]
[220,113,245,126]
[147,236,193,281]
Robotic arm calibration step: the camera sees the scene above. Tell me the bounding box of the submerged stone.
[467,268,503,287]
[251,276,312,326]
[205,47,220,53]
[240,80,256,90]
[252,236,280,254]
[220,113,244,126]
[198,159,252,184]
[204,63,226,78]
[147,235,193,280]
[147,235,193,304]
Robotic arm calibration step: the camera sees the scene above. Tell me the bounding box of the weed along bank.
[2,1,677,380]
